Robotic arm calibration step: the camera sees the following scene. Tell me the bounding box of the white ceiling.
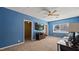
[7,7,79,22]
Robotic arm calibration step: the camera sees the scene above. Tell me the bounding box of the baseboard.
[0,42,24,50]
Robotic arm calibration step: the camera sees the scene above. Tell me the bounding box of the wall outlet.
[18,40,20,42]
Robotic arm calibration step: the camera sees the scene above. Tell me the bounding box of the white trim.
[47,23,49,35]
[24,20,32,22]
[23,20,25,42]
[0,42,24,50]
[23,20,33,41]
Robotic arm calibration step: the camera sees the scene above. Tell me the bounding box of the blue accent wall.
[48,16,79,37]
[0,7,47,48]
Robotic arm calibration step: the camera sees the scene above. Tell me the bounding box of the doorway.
[45,25,48,36]
[24,20,32,41]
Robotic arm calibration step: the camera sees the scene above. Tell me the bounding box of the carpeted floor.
[1,36,61,51]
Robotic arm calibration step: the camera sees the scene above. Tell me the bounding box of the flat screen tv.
[35,23,44,31]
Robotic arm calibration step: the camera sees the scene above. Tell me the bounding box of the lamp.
[68,23,79,47]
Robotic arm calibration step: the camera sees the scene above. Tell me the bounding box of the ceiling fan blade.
[52,10,57,13]
[52,14,59,16]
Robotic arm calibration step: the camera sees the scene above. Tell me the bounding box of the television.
[35,23,44,31]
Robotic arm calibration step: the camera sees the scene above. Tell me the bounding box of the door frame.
[44,24,48,36]
[47,23,49,35]
[23,20,33,42]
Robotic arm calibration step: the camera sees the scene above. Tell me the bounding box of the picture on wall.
[53,23,69,33]
[35,23,44,31]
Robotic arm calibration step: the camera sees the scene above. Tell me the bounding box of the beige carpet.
[1,36,60,51]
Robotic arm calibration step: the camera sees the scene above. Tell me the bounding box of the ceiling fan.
[41,8,59,17]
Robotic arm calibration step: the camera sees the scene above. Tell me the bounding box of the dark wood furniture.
[60,44,79,51]
[57,40,79,51]
[36,32,46,40]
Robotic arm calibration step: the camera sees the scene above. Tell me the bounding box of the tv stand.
[36,32,46,40]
